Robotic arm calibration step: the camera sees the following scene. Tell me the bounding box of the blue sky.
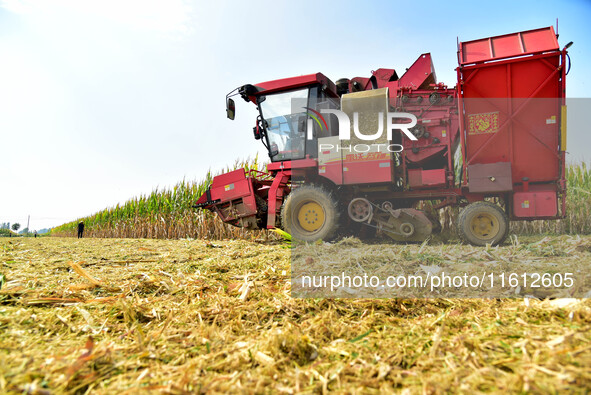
[1,0,590,230]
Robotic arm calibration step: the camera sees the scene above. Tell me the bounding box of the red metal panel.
[255,73,332,95]
[372,68,397,83]
[492,35,522,59]
[210,177,253,203]
[460,52,562,184]
[266,157,318,172]
[460,26,559,65]
[342,152,392,185]
[207,169,256,215]
[421,169,446,186]
[396,53,436,90]
[513,191,558,218]
[211,168,247,188]
[319,162,343,185]
[521,28,560,53]
[265,172,289,228]
[408,169,446,189]
[408,169,421,187]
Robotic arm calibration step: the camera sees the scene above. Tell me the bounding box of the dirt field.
[1,236,591,394]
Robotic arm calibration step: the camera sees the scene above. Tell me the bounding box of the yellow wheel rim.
[297,201,325,232]
[470,212,500,240]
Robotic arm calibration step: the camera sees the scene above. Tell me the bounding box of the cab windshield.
[258,86,339,162]
[259,89,308,162]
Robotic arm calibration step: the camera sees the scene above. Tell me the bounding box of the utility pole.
[27,215,30,232]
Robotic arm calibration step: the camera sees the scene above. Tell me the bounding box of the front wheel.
[281,185,339,242]
[457,201,509,246]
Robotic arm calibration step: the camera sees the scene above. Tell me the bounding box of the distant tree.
[12,223,20,232]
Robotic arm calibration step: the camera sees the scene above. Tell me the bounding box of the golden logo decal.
[468,112,499,135]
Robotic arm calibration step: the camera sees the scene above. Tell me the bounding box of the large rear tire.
[458,201,509,246]
[281,185,339,242]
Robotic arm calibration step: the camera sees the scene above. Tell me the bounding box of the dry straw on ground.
[292,235,591,298]
[1,237,591,393]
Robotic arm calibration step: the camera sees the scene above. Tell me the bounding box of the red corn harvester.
[195,26,571,246]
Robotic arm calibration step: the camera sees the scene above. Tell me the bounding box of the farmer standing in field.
[77,221,85,238]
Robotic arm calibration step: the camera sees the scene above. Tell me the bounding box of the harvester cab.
[229,75,341,162]
[197,26,570,246]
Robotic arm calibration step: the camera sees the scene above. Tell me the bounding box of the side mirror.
[226,98,236,120]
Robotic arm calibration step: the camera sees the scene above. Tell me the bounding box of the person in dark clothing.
[77,222,85,238]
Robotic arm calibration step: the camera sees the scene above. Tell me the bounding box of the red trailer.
[195,26,570,246]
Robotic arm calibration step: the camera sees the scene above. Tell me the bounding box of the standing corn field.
[50,157,271,240]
